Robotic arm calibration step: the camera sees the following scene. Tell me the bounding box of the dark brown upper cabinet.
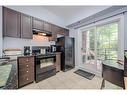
[44,21,51,32]
[59,28,65,35]
[21,14,33,39]
[33,18,44,30]
[57,27,69,36]
[3,7,69,40]
[64,29,69,36]
[49,24,58,41]
[3,7,21,38]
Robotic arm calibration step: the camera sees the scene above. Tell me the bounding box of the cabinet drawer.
[19,74,34,87]
[19,67,34,76]
[19,63,34,70]
[18,57,34,64]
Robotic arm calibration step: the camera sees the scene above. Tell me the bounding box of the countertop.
[0,58,18,89]
[103,60,124,70]
[3,52,61,58]
[0,64,12,88]
[55,52,62,54]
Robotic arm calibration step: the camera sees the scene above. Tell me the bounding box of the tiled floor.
[21,69,103,89]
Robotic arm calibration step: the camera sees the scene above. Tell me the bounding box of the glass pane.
[109,41,117,49]
[89,29,95,49]
[82,31,87,49]
[96,22,118,61]
[109,50,117,60]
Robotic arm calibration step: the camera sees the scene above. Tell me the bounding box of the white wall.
[3,37,55,53]
[0,6,3,56]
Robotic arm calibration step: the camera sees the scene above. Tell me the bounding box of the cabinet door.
[44,21,51,32]
[57,27,65,36]
[49,24,57,41]
[60,28,65,35]
[3,7,20,38]
[55,53,61,72]
[56,26,61,34]
[33,18,44,30]
[49,33,57,41]
[21,14,33,39]
[64,29,69,36]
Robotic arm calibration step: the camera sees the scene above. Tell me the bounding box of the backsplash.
[3,36,55,53]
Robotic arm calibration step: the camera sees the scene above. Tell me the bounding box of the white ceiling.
[43,6,89,19]
[42,6,110,25]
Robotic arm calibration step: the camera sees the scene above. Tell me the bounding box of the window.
[96,22,118,61]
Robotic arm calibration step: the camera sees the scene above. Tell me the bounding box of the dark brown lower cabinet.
[102,63,125,89]
[55,52,61,72]
[18,56,34,88]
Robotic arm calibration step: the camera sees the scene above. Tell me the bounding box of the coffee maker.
[50,45,57,52]
[24,46,31,55]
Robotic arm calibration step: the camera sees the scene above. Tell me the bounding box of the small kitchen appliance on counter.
[50,45,57,52]
[24,46,31,55]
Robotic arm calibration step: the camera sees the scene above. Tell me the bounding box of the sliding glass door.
[81,21,119,74]
[82,28,96,72]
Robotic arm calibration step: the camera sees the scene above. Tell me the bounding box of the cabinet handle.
[26,71,29,73]
[26,65,29,67]
[26,58,29,62]
[26,78,29,80]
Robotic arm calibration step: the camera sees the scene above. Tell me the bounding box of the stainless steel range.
[32,46,56,82]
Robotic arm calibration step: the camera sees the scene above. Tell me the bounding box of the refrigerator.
[56,36,75,72]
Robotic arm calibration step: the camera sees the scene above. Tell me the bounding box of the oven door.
[35,57,55,74]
